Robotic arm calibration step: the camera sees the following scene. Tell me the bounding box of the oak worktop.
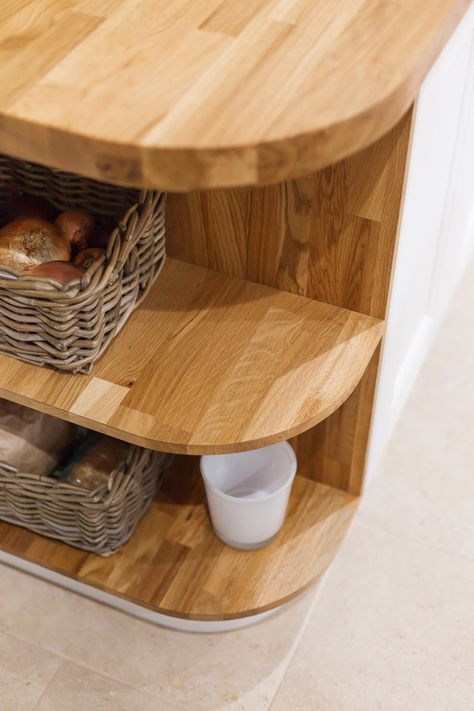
[0,0,468,190]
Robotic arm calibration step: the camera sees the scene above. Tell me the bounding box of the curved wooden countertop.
[0,0,469,191]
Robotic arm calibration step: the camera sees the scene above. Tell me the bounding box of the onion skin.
[23,261,84,285]
[55,211,95,253]
[89,222,113,250]
[6,195,57,223]
[0,219,71,272]
[73,248,105,271]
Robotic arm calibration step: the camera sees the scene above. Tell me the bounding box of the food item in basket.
[0,218,71,271]
[23,260,84,285]
[73,247,105,271]
[55,210,95,252]
[89,222,114,250]
[6,194,57,223]
[64,435,127,490]
[0,399,75,476]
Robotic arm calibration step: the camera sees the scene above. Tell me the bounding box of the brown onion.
[73,248,105,271]
[89,222,114,250]
[6,195,57,223]
[0,219,71,271]
[55,211,95,253]
[23,261,84,285]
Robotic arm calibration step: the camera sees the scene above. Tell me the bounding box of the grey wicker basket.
[0,445,172,556]
[0,155,166,373]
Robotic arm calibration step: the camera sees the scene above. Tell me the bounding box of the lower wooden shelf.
[0,456,357,621]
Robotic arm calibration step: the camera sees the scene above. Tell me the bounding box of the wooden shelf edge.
[0,259,384,454]
[0,543,324,622]
[0,355,380,455]
[0,456,358,620]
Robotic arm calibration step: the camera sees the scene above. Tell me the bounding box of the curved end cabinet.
[0,0,468,629]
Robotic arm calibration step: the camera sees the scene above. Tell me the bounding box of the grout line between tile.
[0,628,64,711]
[0,556,334,711]
[30,662,64,711]
[0,623,190,711]
[354,515,474,568]
[266,565,337,711]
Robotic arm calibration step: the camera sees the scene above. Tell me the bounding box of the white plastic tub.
[200,442,297,549]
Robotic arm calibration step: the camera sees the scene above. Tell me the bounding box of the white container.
[200,442,297,550]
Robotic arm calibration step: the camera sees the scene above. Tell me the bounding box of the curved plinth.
[0,456,357,620]
[0,0,468,190]
[0,259,383,454]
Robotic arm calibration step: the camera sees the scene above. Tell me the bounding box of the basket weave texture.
[0,155,166,373]
[0,446,171,556]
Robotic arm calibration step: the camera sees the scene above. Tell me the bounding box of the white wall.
[366,3,474,485]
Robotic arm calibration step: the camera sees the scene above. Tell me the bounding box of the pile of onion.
[0,193,111,286]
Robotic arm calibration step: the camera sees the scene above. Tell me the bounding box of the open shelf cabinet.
[0,107,414,628]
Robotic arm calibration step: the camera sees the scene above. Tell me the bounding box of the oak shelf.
[0,258,383,454]
[0,455,357,620]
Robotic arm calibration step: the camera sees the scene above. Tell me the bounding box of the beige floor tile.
[270,521,474,711]
[0,563,318,711]
[0,630,62,711]
[33,662,181,711]
[360,264,474,560]
[360,382,474,560]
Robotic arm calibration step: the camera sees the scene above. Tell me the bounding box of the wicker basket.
[0,445,171,556]
[0,155,166,373]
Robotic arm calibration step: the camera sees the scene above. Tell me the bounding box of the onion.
[73,248,105,271]
[0,219,71,272]
[55,211,95,252]
[6,195,57,223]
[23,261,84,285]
[89,222,114,250]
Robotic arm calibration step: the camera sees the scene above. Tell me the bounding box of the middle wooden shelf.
[0,258,384,454]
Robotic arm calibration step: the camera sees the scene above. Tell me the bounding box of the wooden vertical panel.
[306,111,413,318]
[166,108,414,493]
[166,188,249,278]
[246,178,314,295]
[290,344,382,494]
[295,111,413,493]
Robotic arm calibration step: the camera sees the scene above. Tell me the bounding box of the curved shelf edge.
[0,456,358,621]
[0,259,384,455]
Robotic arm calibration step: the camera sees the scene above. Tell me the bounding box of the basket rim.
[0,155,165,298]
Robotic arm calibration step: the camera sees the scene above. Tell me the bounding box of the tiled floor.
[1,264,474,711]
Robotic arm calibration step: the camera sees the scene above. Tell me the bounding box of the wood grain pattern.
[0,0,467,190]
[168,110,414,491]
[0,456,357,619]
[291,343,382,494]
[292,111,414,494]
[0,258,383,454]
[167,111,412,318]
